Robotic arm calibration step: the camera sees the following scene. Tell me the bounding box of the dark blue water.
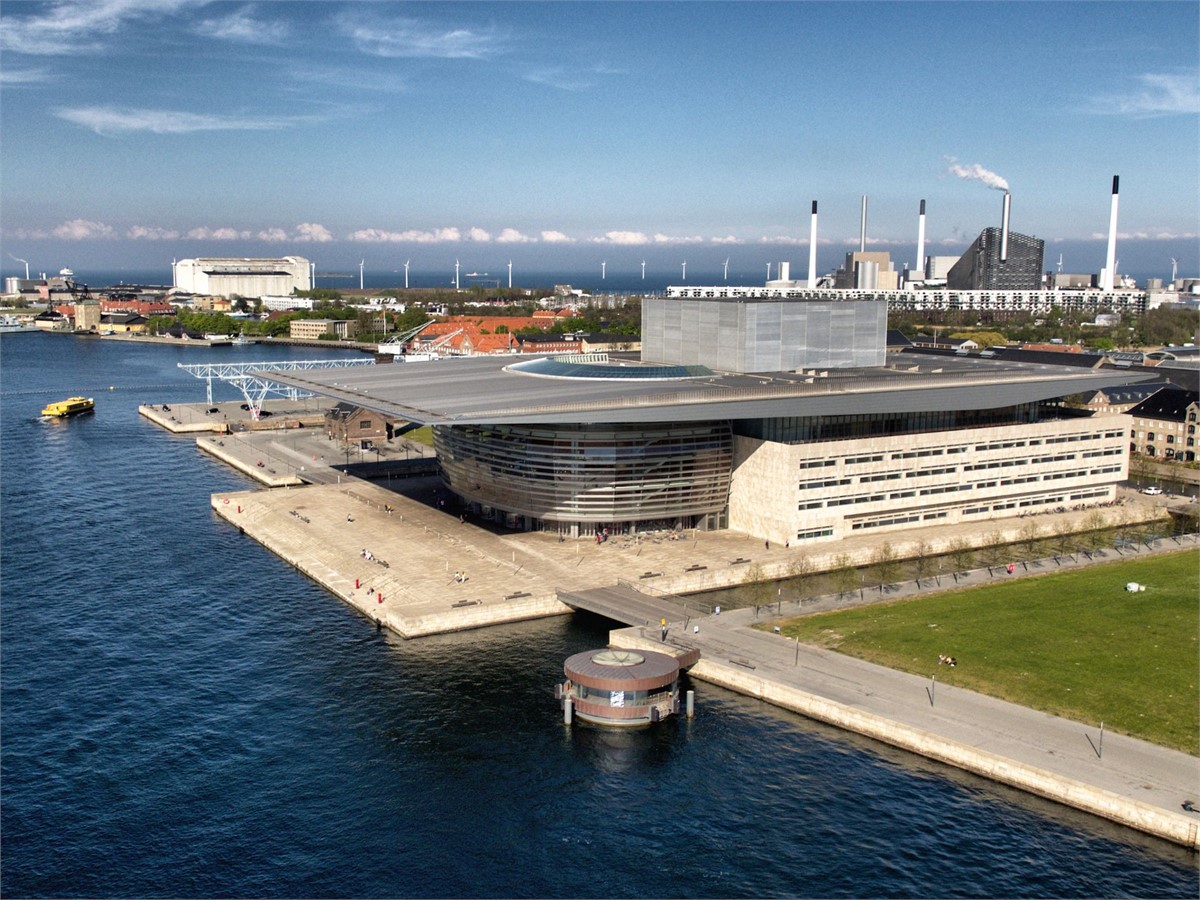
[2,333,1196,898]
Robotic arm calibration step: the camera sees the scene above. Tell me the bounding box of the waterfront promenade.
[140,401,1199,847]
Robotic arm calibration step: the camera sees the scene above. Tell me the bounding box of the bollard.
[563,695,573,725]
[355,578,360,589]
[377,592,382,603]
[686,690,695,718]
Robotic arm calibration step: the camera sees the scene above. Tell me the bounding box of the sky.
[2,0,1198,284]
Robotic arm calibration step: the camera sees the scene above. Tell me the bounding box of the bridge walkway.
[557,584,697,630]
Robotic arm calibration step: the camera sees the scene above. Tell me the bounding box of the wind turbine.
[681,261,687,280]
[454,259,460,290]
[723,258,729,280]
[359,259,365,290]
[640,260,646,279]
[1057,253,1063,273]
[1171,258,1178,285]
[403,260,410,289]
[507,260,513,289]
[9,254,29,279]
[601,260,606,280]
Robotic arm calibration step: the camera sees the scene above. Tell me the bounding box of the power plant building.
[171,257,312,298]
[267,294,1147,545]
[946,227,1045,290]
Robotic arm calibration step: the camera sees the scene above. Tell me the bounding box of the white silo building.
[171,256,312,298]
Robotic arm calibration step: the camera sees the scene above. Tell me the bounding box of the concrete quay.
[140,401,1198,847]
[612,599,1200,850]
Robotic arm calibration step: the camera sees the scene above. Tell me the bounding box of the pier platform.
[611,601,1200,850]
[140,401,1199,848]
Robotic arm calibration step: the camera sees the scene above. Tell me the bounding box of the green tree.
[1080,512,1109,556]
[1018,521,1043,563]
[788,555,815,603]
[912,539,933,587]
[830,553,858,599]
[948,537,974,575]
[869,542,900,593]
[1050,521,1077,561]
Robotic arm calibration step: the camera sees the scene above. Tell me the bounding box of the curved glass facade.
[435,422,732,529]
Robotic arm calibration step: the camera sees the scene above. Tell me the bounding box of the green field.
[772,549,1199,754]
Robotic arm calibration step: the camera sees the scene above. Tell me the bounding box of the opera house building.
[269,295,1145,546]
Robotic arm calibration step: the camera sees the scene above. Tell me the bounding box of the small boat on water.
[0,314,39,334]
[41,396,95,418]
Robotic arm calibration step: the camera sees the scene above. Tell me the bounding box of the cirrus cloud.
[338,13,504,59]
[1088,72,1200,118]
[193,7,290,45]
[0,0,203,57]
[54,105,321,136]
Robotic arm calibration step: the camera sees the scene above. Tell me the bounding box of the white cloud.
[194,6,290,45]
[1,0,202,56]
[838,237,909,247]
[467,227,492,242]
[128,225,179,240]
[1089,72,1200,117]
[54,105,315,136]
[186,227,247,240]
[653,233,704,245]
[54,219,115,240]
[496,228,534,243]
[710,235,744,245]
[1089,230,1200,241]
[758,235,806,246]
[0,67,54,85]
[592,231,650,245]
[294,222,333,243]
[540,230,574,244]
[257,228,289,242]
[339,13,504,59]
[348,227,461,243]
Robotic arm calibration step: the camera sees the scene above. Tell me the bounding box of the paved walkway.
[142,401,1200,845]
[612,593,1200,846]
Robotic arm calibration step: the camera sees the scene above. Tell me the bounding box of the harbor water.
[1,333,1196,898]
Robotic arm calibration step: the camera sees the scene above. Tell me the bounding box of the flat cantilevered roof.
[261,352,1158,426]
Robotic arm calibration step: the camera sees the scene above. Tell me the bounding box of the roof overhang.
[261,354,1160,427]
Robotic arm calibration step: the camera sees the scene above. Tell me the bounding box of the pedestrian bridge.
[556,583,698,629]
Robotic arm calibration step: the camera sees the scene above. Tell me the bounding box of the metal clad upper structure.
[642,296,886,371]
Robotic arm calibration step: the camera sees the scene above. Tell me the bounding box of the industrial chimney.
[916,199,926,281]
[1000,191,1011,263]
[859,195,868,253]
[807,201,818,289]
[1103,175,1119,291]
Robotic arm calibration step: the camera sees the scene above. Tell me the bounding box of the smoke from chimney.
[947,158,1009,191]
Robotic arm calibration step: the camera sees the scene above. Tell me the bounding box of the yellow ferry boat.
[41,396,95,418]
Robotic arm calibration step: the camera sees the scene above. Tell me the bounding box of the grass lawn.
[405,425,434,446]
[772,549,1199,755]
